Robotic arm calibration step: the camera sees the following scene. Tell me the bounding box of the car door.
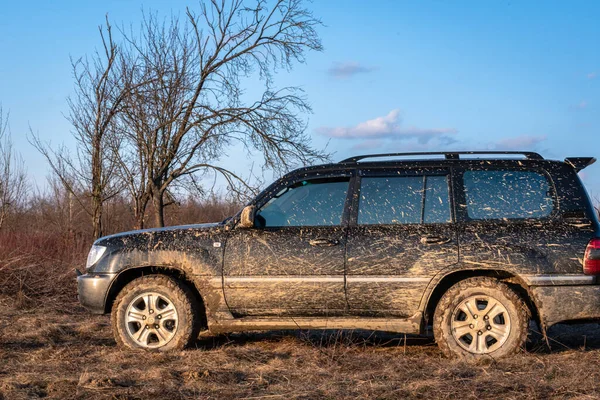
[223,174,352,317]
[345,167,459,317]
[454,165,586,279]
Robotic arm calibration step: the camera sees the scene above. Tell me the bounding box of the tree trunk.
[0,206,6,231]
[91,135,103,239]
[134,196,149,229]
[136,208,145,230]
[152,191,165,227]
[92,195,102,239]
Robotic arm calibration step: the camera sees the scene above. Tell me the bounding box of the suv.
[77,151,600,358]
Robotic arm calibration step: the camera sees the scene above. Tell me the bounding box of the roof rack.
[339,151,544,164]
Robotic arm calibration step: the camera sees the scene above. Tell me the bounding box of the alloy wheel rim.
[450,294,511,354]
[125,292,179,348]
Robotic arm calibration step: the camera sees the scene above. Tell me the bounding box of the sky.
[0,0,599,197]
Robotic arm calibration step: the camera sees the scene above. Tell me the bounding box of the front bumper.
[532,284,600,327]
[77,273,117,314]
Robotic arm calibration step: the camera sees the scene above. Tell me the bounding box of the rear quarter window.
[463,170,554,220]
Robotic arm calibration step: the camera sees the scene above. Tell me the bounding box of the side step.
[207,313,423,335]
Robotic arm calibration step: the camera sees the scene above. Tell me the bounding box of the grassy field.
[1,295,600,399]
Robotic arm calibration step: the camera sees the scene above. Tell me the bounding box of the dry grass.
[0,232,86,307]
[1,208,600,399]
[1,295,600,399]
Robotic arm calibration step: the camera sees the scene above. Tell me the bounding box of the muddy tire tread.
[111,274,201,351]
[433,276,530,359]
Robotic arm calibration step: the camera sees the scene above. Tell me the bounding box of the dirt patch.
[1,296,600,399]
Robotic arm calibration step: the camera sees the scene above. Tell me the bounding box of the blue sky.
[1,0,599,197]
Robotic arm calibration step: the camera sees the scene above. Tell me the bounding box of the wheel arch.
[104,266,208,329]
[422,269,541,328]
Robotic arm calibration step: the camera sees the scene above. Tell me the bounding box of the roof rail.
[339,151,544,163]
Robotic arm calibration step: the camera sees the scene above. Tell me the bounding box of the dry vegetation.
[1,198,600,399]
[2,295,600,400]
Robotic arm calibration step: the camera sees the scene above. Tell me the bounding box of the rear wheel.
[111,275,201,351]
[433,277,530,359]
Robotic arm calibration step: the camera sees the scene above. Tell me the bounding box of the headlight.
[86,245,107,271]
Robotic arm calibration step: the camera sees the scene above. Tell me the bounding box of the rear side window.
[463,170,554,220]
[358,175,451,225]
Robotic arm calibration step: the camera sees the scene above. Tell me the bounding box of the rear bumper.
[77,273,117,314]
[532,284,600,327]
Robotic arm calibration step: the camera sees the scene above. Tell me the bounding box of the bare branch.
[115,0,327,226]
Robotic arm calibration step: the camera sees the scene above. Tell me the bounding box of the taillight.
[583,238,600,275]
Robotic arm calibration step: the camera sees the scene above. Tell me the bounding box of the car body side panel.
[221,171,353,317]
[91,224,233,323]
[427,163,600,327]
[458,222,593,275]
[346,224,458,317]
[452,163,596,278]
[222,226,347,316]
[344,167,458,318]
[531,284,600,326]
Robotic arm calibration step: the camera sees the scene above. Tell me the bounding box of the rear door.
[345,167,459,317]
[455,165,592,279]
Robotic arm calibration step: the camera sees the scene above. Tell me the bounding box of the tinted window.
[358,175,451,225]
[256,178,349,227]
[424,176,452,223]
[463,170,553,220]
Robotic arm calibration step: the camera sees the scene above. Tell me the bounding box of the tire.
[433,277,530,359]
[111,275,201,351]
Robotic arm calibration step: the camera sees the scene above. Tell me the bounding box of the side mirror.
[238,205,256,228]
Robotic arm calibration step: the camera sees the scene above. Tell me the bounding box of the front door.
[345,168,459,317]
[223,175,352,317]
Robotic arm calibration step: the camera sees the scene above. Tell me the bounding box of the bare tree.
[116,0,327,227]
[110,121,151,229]
[0,106,27,231]
[31,17,127,239]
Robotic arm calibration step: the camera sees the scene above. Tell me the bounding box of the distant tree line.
[0,107,27,232]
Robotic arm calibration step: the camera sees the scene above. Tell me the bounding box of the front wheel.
[433,277,530,359]
[111,275,201,351]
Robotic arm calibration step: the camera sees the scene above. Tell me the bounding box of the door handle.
[420,235,452,245]
[309,238,340,247]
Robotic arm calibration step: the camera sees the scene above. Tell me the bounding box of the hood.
[95,222,221,244]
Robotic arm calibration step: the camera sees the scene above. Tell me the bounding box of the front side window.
[358,175,451,225]
[255,178,350,227]
[463,170,554,220]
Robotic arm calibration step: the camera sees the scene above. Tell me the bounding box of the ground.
[1,296,600,399]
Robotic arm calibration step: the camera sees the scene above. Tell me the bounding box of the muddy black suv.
[77,151,600,358]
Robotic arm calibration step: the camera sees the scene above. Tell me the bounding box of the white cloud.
[344,134,547,156]
[328,61,376,79]
[323,112,546,157]
[316,109,457,144]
